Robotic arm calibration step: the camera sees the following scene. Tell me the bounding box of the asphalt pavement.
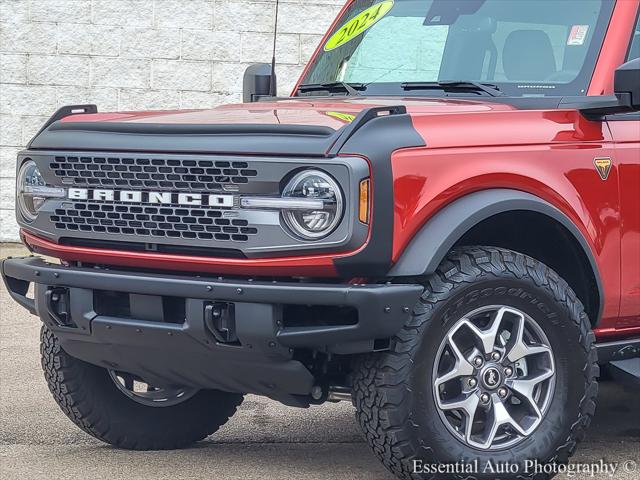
[1,244,638,480]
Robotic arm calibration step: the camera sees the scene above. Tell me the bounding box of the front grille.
[49,155,258,191]
[50,202,258,243]
[25,150,362,257]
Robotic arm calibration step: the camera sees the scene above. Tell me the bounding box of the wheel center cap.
[481,366,502,389]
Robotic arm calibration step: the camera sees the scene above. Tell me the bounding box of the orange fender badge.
[594,157,612,180]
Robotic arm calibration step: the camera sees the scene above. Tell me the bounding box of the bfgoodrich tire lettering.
[41,325,244,450]
[353,246,598,479]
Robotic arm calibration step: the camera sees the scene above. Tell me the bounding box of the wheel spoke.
[505,313,552,363]
[508,368,554,419]
[122,373,134,391]
[434,333,474,388]
[108,370,199,407]
[460,307,510,354]
[473,396,526,449]
[438,392,479,415]
[438,393,480,443]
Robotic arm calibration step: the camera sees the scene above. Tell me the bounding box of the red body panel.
[22,0,640,339]
[392,109,630,339]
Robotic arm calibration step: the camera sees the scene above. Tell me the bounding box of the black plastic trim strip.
[328,105,407,155]
[48,121,336,137]
[332,111,426,277]
[595,338,640,364]
[26,104,97,149]
[388,189,605,323]
[29,120,342,157]
[606,112,640,121]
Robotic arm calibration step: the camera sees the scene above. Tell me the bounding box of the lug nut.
[474,356,484,367]
[480,393,490,403]
[498,387,508,398]
[491,351,501,361]
[468,378,477,388]
[504,367,513,377]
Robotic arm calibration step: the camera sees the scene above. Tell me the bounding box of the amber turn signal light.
[359,179,370,224]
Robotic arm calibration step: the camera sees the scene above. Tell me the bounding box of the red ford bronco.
[2,0,639,478]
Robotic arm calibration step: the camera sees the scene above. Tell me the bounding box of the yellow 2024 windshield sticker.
[324,1,394,51]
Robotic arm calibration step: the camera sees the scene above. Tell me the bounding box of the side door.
[606,13,640,326]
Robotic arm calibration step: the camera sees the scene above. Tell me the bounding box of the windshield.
[298,0,615,97]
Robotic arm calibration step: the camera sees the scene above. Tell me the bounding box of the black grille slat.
[50,201,259,243]
[46,155,264,245]
[51,155,258,190]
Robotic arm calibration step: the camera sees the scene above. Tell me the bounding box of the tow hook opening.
[45,287,76,328]
[204,302,239,345]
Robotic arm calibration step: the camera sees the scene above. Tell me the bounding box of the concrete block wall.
[0,0,344,241]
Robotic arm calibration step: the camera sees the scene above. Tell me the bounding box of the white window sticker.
[568,25,589,46]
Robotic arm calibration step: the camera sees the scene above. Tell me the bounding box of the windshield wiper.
[297,81,366,96]
[401,81,504,97]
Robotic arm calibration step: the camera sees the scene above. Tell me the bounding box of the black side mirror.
[574,58,640,118]
[613,57,640,111]
[243,64,276,103]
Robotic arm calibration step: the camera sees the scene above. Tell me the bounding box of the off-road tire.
[353,246,598,479]
[41,325,244,450]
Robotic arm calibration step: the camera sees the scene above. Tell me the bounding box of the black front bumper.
[2,256,422,405]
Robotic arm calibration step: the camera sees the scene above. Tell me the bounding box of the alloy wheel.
[108,370,199,407]
[432,305,556,450]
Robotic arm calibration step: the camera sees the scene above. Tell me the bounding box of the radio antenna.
[269,0,280,97]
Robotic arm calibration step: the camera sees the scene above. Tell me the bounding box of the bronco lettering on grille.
[67,188,235,207]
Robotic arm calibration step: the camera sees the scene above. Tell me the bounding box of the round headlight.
[17,160,46,222]
[282,170,344,240]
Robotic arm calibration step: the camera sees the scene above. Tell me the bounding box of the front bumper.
[2,256,422,405]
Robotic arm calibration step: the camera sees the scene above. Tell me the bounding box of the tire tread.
[41,326,244,450]
[352,246,598,480]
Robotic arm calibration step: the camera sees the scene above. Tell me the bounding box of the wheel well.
[455,210,600,325]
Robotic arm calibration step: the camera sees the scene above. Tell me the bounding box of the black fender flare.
[388,189,604,321]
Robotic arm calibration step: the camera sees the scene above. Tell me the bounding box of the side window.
[628,13,640,60]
